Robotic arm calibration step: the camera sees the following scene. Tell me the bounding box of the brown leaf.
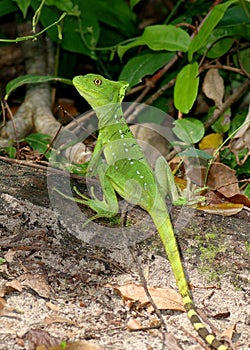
[126,318,143,330]
[43,315,75,325]
[113,283,185,313]
[0,279,23,297]
[37,341,103,350]
[25,328,59,350]
[45,301,60,312]
[197,202,243,216]
[229,106,250,165]
[18,273,52,298]
[0,297,6,310]
[226,193,250,208]
[6,279,23,292]
[130,123,170,167]
[202,69,224,108]
[221,323,236,341]
[207,163,240,197]
[4,249,16,263]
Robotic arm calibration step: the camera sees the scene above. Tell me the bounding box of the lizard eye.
[94,78,102,86]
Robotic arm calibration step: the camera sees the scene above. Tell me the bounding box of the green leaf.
[173,118,205,145]
[211,109,231,133]
[30,0,99,58]
[119,52,174,87]
[5,74,72,99]
[244,184,250,199]
[0,145,16,158]
[204,37,234,58]
[92,0,136,37]
[188,0,237,61]
[45,0,74,12]
[178,148,213,160]
[0,0,18,17]
[130,0,141,9]
[174,62,199,114]
[237,47,250,74]
[24,133,51,154]
[0,258,6,265]
[118,25,191,59]
[12,0,31,18]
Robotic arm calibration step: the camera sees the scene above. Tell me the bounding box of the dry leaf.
[229,105,250,165]
[6,280,23,292]
[4,249,16,263]
[113,283,185,313]
[207,163,240,197]
[202,69,224,108]
[0,297,6,310]
[130,123,170,167]
[46,301,60,312]
[221,323,236,341]
[226,193,250,208]
[37,341,103,350]
[197,202,243,216]
[44,315,75,325]
[18,273,52,298]
[0,279,23,297]
[126,318,143,330]
[25,328,59,349]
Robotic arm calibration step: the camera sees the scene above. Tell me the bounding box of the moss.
[186,228,228,283]
[245,241,250,256]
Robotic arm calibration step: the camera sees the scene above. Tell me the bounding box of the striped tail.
[149,207,229,350]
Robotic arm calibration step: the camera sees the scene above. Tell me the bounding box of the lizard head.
[72,74,129,109]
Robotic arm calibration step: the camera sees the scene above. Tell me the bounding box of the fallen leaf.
[207,163,240,197]
[6,280,23,292]
[126,318,142,330]
[113,283,185,313]
[221,323,236,342]
[18,273,52,298]
[44,315,75,325]
[37,341,103,350]
[25,328,59,349]
[226,193,250,208]
[197,202,243,216]
[0,297,6,310]
[0,279,23,297]
[46,301,60,312]
[4,249,16,263]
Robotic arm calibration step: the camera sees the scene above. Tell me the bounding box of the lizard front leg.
[55,163,119,224]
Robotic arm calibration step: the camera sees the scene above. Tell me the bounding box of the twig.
[125,54,179,121]
[126,78,175,123]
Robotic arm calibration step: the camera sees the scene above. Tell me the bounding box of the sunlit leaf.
[174,62,199,114]
[173,118,204,145]
[118,25,190,59]
[5,75,72,99]
[188,0,237,61]
[119,52,174,87]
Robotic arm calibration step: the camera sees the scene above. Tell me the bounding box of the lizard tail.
[149,208,229,350]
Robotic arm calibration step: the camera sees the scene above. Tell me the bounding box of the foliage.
[0,0,250,179]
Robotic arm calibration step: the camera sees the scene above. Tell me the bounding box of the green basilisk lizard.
[61,74,229,350]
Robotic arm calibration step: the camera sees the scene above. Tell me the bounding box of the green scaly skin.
[71,74,229,350]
